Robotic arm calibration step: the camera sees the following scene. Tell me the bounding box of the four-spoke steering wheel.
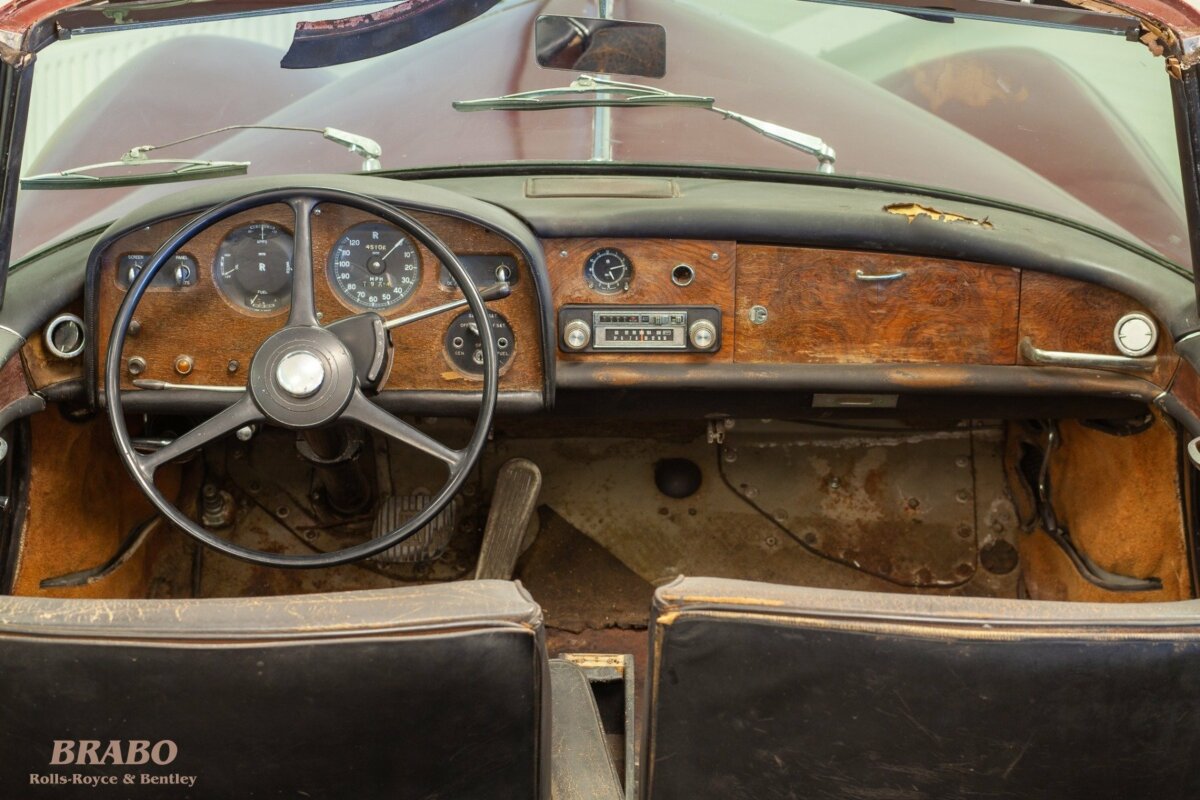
[105,188,499,568]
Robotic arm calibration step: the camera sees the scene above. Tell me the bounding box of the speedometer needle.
[379,238,406,262]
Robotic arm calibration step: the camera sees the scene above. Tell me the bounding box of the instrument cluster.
[103,204,535,392]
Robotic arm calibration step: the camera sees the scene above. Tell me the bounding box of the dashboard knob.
[174,263,193,287]
[563,320,592,351]
[689,319,717,350]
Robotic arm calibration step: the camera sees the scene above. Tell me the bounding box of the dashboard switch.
[563,320,592,351]
[689,319,717,350]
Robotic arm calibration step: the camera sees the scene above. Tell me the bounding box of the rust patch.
[885,202,994,230]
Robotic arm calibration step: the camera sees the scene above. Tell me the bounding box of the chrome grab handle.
[855,269,905,282]
[1188,437,1200,469]
[1019,338,1156,373]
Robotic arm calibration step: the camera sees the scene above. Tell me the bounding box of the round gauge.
[584,248,633,294]
[444,310,515,376]
[1113,312,1158,357]
[328,222,422,310]
[214,222,294,313]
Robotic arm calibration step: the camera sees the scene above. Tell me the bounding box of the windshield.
[13,0,1188,268]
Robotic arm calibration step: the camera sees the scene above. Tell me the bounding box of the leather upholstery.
[644,576,1200,799]
[0,581,549,799]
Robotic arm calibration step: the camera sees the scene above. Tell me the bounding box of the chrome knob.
[563,320,591,351]
[275,351,325,398]
[689,319,717,350]
[174,264,193,287]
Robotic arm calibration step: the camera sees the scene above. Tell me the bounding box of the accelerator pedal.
[369,494,460,563]
[475,458,543,580]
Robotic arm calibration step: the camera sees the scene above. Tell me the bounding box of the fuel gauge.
[444,310,515,376]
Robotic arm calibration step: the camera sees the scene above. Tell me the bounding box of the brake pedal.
[475,458,542,580]
[369,494,460,563]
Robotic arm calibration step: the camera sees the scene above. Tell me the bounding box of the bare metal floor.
[192,420,1022,627]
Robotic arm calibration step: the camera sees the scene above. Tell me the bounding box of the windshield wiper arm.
[453,74,836,174]
[21,123,383,190]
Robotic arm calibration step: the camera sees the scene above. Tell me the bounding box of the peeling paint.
[884,202,994,230]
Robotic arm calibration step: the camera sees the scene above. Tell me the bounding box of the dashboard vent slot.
[525,176,678,198]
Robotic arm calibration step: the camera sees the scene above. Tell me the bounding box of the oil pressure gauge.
[1113,312,1157,357]
[444,310,514,376]
[214,221,294,313]
[584,248,632,294]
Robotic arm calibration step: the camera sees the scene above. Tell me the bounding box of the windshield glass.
[13,0,1187,268]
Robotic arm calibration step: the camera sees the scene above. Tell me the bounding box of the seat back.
[0,581,548,799]
[644,576,1200,800]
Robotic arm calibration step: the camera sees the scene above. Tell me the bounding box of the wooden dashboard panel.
[1018,270,1177,388]
[734,246,1019,364]
[96,204,543,394]
[544,238,736,363]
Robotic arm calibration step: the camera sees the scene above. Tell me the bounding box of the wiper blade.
[454,75,836,174]
[21,155,248,190]
[21,123,384,190]
[454,75,715,111]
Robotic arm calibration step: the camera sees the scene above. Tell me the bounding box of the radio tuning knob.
[689,319,717,350]
[563,320,592,351]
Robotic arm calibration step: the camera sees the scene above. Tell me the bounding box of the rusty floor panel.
[516,509,655,633]
[489,420,1020,600]
[188,420,1020,606]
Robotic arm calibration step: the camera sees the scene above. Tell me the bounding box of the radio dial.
[689,319,717,350]
[563,320,592,350]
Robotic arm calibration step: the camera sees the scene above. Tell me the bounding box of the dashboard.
[8,174,1191,423]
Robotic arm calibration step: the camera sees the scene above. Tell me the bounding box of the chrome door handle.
[1019,338,1156,373]
[855,269,905,282]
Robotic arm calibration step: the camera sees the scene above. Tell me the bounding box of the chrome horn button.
[275,350,326,398]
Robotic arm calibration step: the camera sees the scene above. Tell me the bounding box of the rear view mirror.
[535,15,666,79]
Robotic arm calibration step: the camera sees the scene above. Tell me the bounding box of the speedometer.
[328,222,421,311]
[214,222,294,313]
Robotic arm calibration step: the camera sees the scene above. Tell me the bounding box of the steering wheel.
[105,188,499,568]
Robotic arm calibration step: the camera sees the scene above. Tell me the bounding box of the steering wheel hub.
[248,326,356,429]
[276,350,325,398]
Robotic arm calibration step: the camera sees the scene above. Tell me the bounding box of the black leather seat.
[0,581,549,799]
[644,576,1200,800]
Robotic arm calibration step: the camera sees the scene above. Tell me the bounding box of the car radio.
[558,305,722,353]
